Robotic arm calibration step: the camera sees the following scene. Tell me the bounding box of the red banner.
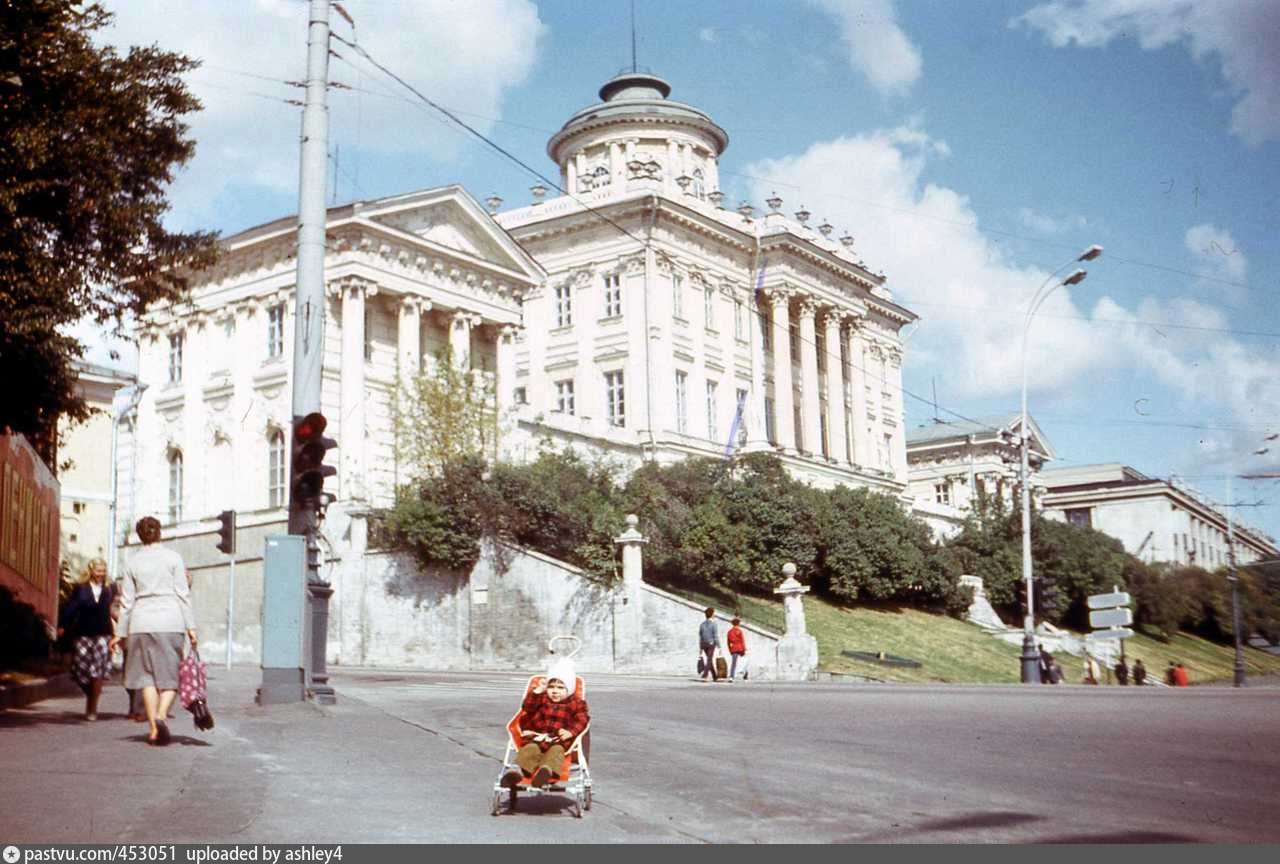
[0,435,61,625]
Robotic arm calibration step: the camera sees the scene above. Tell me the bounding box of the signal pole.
[268,0,335,704]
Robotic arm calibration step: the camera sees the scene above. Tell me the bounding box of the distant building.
[906,412,1054,538]
[57,361,136,575]
[1040,464,1277,566]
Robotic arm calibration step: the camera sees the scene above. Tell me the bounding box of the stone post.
[612,514,647,672]
[773,563,818,680]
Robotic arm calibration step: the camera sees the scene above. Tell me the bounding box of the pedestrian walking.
[1132,658,1147,686]
[1083,653,1100,685]
[1037,645,1057,684]
[57,558,114,720]
[1114,658,1129,685]
[110,516,198,746]
[1173,662,1190,687]
[1165,661,1178,686]
[698,607,718,682]
[726,617,747,682]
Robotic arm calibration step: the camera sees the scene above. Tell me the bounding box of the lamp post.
[1019,244,1102,683]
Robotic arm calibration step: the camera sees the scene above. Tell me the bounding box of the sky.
[86,0,1280,541]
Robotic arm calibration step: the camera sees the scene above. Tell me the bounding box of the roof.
[906,413,1021,445]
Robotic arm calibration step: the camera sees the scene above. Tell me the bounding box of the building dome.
[545,70,729,200]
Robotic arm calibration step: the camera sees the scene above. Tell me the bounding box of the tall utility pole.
[267,0,335,704]
[1225,474,1246,687]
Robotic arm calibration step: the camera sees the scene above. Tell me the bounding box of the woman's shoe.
[155,721,171,746]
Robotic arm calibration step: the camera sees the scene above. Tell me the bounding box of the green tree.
[1,1,218,457]
[394,348,497,477]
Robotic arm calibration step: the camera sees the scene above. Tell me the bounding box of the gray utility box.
[257,534,307,705]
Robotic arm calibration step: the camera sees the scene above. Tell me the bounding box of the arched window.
[167,451,183,523]
[692,168,705,200]
[268,429,287,508]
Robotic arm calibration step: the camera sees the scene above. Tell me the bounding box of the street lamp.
[1018,244,1102,683]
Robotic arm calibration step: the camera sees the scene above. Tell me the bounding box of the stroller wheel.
[490,790,502,816]
[583,786,592,811]
[573,791,584,818]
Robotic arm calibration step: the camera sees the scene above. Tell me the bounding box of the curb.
[0,673,80,712]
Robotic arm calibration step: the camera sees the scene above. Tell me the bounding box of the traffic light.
[291,411,338,508]
[216,509,236,555]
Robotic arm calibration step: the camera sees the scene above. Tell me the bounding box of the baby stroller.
[490,635,593,818]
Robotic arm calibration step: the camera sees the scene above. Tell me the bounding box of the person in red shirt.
[501,658,590,789]
[726,617,747,682]
[1173,662,1190,687]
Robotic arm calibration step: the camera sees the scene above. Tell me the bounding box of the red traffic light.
[295,411,328,440]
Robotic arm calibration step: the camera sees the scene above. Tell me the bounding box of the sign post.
[1087,585,1133,667]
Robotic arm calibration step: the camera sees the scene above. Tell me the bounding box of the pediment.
[360,186,543,284]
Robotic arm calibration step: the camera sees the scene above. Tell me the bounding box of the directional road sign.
[1087,591,1131,610]
[1089,627,1134,640]
[1089,607,1134,628]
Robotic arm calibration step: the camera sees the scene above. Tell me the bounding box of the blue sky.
[93,0,1280,540]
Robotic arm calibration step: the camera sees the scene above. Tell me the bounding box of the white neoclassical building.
[116,71,918,664]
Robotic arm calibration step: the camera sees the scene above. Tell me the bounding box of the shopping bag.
[714,656,729,680]
[178,647,207,708]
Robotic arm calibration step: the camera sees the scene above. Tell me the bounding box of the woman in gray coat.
[110,516,197,745]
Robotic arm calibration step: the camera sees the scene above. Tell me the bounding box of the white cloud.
[1018,207,1087,235]
[810,0,922,94]
[742,129,1278,453]
[698,27,719,44]
[1184,224,1248,300]
[1014,0,1280,146]
[99,0,546,229]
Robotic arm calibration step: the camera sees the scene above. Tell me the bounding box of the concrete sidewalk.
[0,665,545,844]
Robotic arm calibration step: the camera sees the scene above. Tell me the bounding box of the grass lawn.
[661,582,1280,684]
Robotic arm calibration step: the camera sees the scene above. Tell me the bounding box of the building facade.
[906,413,1055,538]
[117,72,918,665]
[1040,464,1277,566]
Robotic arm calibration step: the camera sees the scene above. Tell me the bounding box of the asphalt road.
[4,668,1277,843]
[333,669,1280,843]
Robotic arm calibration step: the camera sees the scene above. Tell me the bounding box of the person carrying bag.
[178,641,214,732]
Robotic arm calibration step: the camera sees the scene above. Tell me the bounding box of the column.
[397,296,426,384]
[823,310,848,465]
[769,290,796,452]
[745,288,769,449]
[848,316,869,466]
[796,297,821,457]
[887,347,908,480]
[449,310,476,369]
[340,278,369,501]
[496,324,518,416]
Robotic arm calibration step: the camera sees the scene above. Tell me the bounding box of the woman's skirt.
[71,635,112,692]
[123,632,185,690]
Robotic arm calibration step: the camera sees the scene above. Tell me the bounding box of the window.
[555,284,573,328]
[789,321,800,362]
[704,286,716,330]
[692,168,705,200]
[706,380,718,440]
[605,371,625,427]
[764,396,776,443]
[513,386,527,405]
[72,501,85,514]
[735,388,749,446]
[603,273,622,318]
[934,482,951,506]
[267,304,285,358]
[734,298,745,340]
[675,371,688,434]
[268,430,286,508]
[168,332,184,384]
[760,306,772,350]
[672,274,684,319]
[555,379,575,415]
[167,451,183,523]
[819,412,829,458]
[816,330,827,373]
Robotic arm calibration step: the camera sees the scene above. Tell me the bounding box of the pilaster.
[769,289,796,452]
[823,309,849,465]
[796,296,821,457]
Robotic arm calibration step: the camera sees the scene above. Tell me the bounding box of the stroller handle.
[548,634,581,658]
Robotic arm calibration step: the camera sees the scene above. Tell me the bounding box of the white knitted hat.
[546,658,576,697]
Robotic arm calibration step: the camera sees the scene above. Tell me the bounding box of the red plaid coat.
[520,690,589,751]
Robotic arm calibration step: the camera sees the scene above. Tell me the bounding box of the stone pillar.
[824,310,848,464]
[613,514,647,672]
[569,150,582,192]
[773,563,818,681]
[848,316,869,466]
[397,296,426,385]
[744,288,770,450]
[665,139,678,196]
[609,141,623,186]
[796,297,821,457]
[886,347,908,480]
[449,310,476,369]
[769,290,796,452]
[340,279,369,501]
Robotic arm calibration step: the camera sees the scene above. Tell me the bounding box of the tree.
[394,348,497,477]
[0,1,217,459]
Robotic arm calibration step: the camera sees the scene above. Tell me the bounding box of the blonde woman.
[57,558,115,720]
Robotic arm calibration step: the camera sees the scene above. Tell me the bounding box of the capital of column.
[330,275,376,301]
[794,295,818,320]
[450,309,482,331]
[766,288,793,310]
[498,323,521,344]
[398,295,431,316]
